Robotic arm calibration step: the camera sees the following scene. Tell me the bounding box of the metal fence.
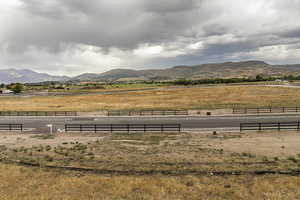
[240,121,300,131]
[107,110,188,116]
[0,111,77,116]
[233,107,300,114]
[0,124,23,132]
[65,124,181,133]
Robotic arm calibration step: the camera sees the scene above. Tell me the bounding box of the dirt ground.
[0,130,300,199]
[0,133,105,148]
[0,130,299,158]
[194,131,300,158]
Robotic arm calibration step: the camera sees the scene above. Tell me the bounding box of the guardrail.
[107,110,188,116]
[65,124,181,133]
[0,124,23,132]
[233,107,300,114]
[240,121,300,131]
[0,111,77,116]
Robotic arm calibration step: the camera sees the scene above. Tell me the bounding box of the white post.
[47,124,53,135]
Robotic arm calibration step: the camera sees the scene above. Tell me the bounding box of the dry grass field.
[0,85,300,111]
[0,164,300,200]
[0,131,300,199]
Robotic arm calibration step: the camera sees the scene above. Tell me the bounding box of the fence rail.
[65,124,181,133]
[0,111,77,116]
[0,124,23,132]
[107,110,188,116]
[240,121,300,131]
[233,107,300,114]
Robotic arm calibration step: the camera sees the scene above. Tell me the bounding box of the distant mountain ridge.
[2,61,300,83]
[0,69,69,84]
[71,60,300,82]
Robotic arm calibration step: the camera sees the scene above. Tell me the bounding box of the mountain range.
[2,61,300,83]
[71,61,300,82]
[0,69,68,84]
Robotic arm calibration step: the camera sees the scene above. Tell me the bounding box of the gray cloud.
[0,0,300,75]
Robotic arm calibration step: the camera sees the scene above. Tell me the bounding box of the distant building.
[0,89,13,94]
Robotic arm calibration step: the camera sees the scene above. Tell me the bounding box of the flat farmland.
[0,85,300,111]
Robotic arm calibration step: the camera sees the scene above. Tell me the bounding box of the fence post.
[80,124,82,132]
[270,107,272,113]
[127,124,130,133]
[65,124,67,132]
[110,124,113,133]
[179,124,181,133]
[144,124,146,133]
[21,124,23,132]
[161,124,164,133]
[259,123,262,131]
[240,124,242,132]
[94,125,97,133]
[278,122,280,131]
[9,124,11,132]
[282,107,285,113]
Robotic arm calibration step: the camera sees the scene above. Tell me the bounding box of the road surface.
[0,114,300,132]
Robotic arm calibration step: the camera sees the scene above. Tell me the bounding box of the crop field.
[0,85,300,111]
[0,131,300,199]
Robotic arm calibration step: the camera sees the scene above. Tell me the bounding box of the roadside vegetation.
[0,131,300,199]
[0,163,300,200]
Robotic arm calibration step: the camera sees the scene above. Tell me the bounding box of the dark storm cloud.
[280,28,300,38]
[5,0,202,53]
[0,0,300,75]
[143,0,199,13]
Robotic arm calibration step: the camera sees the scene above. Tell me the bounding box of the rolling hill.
[71,61,300,82]
[2,61,300,84]
[0,69,69,84]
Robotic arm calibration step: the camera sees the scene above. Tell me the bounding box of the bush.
[9,83,24,94]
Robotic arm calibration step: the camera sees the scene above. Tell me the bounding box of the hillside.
[2,61,300,84]
[0,69,69,84]
[72,61,300,82]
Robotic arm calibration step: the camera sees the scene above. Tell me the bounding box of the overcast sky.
[0,0,300,76]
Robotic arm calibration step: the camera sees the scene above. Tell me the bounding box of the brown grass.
[0,85,300,111]
[0,164,299,200]
[1,131,300,199]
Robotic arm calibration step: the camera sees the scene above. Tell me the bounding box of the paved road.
[0,114,300,132]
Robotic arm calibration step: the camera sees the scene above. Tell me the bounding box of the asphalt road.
[0,114,300,132]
